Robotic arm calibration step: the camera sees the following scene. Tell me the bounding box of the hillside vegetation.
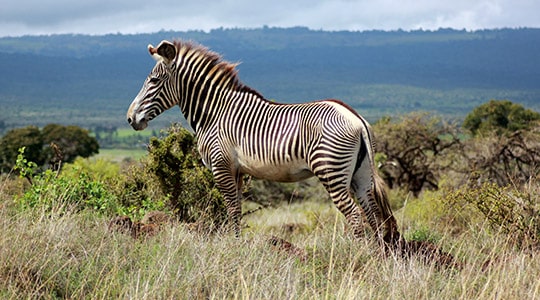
[0,27,539,131]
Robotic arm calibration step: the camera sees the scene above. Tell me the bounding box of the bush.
[10,124,228,229]
[144,124,226,228]
[445,182,539,249]
[111,161,168,221]
[461,130,540,187]
[15,148,117,215]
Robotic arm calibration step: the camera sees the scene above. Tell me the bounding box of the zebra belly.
[237,155,314,182]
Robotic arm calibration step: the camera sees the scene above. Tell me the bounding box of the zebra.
[127,40,403,248]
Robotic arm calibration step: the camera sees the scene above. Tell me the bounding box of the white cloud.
[0,0,538,37]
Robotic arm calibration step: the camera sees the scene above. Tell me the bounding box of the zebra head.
[127,40,178,130]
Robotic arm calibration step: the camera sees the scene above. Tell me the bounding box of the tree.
[374,113,462,196]
[0,124,99,173]
[463,100,540,136]
[0,126,44,173]
[460,100,540,186]
[462,130,540,186]
[42,124,99,168]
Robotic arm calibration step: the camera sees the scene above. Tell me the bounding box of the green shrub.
[144,124,226,228]
[14,147,117,215]
[12,124,228,227]
[399,187,460,239]
[445,182,539,249]
[406,226,441,243]
[16,168,117,215]
[62,157,120,183]
[110,161,168,220]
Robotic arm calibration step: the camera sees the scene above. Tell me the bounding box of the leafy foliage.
[463,99,540,136]
[0,126,44,173]
[145,124,226,227]
[445,182,540,249]
[0,124,99,173]
[7,124,227,227]
[14,149,117,214]
[13,147,39,184]
[106,160,169,221]
[374,113,461,196]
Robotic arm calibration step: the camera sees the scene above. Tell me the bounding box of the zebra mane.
[172,40,265,99]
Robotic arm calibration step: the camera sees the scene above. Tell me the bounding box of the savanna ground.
[1,165,539,299]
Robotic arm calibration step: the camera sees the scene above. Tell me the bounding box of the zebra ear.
[148,41,176,64]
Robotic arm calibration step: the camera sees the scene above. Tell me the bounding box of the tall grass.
[0,196,538,299]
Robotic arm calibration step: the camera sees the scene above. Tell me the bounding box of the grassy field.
[115,128,156,138]
[1,123,539,298]
[96,148,148,162]
[0,193,538,299]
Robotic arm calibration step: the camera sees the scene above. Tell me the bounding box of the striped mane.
[173,40,264,99]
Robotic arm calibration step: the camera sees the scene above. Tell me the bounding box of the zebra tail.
[373,169,403,247]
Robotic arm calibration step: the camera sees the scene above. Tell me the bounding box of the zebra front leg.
[212,166,243,237]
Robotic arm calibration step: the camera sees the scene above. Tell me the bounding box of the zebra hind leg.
[212,168,243,237]
[314,169,368,239]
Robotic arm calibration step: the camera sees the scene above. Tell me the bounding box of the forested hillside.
[0,27,539,130]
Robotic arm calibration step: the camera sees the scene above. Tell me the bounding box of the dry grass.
[0,196,539,299]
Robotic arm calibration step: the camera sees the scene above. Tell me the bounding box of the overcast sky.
[1,0,539,37]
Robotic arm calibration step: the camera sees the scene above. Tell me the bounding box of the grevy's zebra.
[127,40,403,247]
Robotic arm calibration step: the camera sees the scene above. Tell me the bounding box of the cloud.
[0,0,538,37]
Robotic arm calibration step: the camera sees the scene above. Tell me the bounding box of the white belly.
[237,153,313,182]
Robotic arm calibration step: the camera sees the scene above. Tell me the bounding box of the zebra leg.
[332,189,368,239]
[313,166,367,239]
[212,165,243,237]
[351,153,402,246]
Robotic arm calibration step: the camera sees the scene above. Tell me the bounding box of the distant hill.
[0,27,539,130]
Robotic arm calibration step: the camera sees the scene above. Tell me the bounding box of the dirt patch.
[108,211,172,239]
[398,240,461,269]
[268,236,308,262]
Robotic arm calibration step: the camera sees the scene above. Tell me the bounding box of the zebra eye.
[148,77,160,84]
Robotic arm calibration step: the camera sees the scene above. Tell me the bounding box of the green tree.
[463,100,540,136]
[0,126,44,173]
[0,124,99,173]
[42,124,99,168]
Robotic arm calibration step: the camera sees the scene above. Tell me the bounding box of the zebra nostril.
[127,117,133,124]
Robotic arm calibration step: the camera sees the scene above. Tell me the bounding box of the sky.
[1,0,539,37]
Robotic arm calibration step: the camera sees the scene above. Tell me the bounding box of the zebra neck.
[179,84,266,133]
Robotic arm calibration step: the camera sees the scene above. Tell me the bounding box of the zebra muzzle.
[127,112,149,130]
